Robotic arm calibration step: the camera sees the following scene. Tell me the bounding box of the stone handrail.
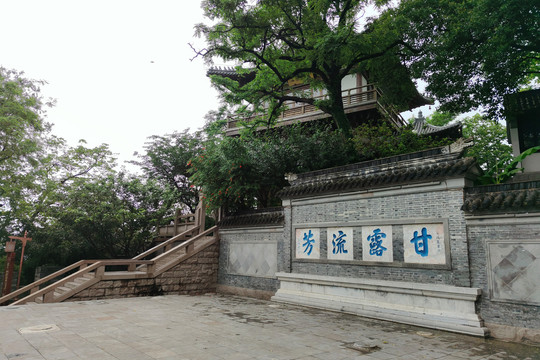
[0,260,88,306]
[2,226,218,305]
[133,225,201,261]
[9,259,155,306]
[151,226,218,264]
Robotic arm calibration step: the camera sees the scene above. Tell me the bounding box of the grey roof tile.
[462,181,540,214]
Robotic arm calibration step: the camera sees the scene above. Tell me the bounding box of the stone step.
[64,281,80,289]
[73,276,92,284]
[55,286,71,294]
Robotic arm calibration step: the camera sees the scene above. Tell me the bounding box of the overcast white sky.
[1,0,220,166]
[2,1,433,168]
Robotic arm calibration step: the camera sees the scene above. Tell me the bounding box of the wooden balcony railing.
[226,84,405,134]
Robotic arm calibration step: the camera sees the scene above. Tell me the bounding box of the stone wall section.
[217,227,283,299]
[290,185,471,287]
[467,217,540,343]
[68,242,219,302]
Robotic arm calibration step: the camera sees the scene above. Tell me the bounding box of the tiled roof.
[462,181,540,214]
[218,208,284,228]
[207,66,239,77]
[206,66,256,86]
[279,149,479,199]
[412,111,462,138]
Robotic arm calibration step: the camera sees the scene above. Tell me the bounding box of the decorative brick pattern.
[291,189,471,287]
[468,221,540,331]
[218,228,283,293]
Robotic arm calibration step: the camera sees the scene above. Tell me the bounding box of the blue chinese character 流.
[332,230,348,254]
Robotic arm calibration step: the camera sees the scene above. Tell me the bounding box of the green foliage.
[195,0,423,135]
[476,146,540,185]
[393,0,540,119]
[351,122,452,159]
[189,119,458,212]
[460,114,513,171]
[189,125,359,212]
[0,67,53,168]
[426,111,455,127]
[0,67,54,241]
[424,111,513,172]
[25,173,176,266]
[132,130,202,213]
[0,67,176,283]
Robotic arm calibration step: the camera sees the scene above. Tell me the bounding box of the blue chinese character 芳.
[302,230,315,256]
[332,230,348,254]
[410,227,432,257]
[367,228,387,256]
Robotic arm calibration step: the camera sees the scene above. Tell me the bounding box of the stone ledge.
[486,322,540,345]
[271,272,488,337]
[217,284,275,301]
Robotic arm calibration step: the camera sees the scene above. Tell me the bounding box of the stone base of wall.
[217,284,275,300]
[272,272,488,337]
[68,243,220,302]
[486,322,540,345]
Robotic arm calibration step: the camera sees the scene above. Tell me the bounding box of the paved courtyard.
[0,294,539,360]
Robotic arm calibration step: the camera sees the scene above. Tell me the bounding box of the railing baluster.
[96,266,105,278]
[44,291,54,303]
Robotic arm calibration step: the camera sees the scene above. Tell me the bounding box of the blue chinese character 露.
[367,228,387,256]
[332,230,348,254]
[302,230,315,256]
[410,227,432,257]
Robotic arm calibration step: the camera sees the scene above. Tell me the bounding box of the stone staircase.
[0,202,220,306]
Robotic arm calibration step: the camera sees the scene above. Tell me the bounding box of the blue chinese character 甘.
[302,230,315,256]
[367,228,387,256]
[332,230,348,254]
[410,227,432,257]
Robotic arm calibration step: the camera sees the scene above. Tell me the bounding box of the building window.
[518,116,540,152]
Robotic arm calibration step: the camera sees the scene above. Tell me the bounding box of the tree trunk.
[327,78,352,137]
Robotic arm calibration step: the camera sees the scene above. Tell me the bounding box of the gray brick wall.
[216,177,540,335]
[290,188,471,287]
[467,220,540,330]
[218,227,284,293]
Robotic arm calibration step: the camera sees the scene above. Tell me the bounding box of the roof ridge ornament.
[441,138,474,155]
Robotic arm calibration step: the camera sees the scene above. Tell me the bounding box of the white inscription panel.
[327,227,354,260]
[295,228,320,259]
[403,223,446,265]
[362,225,393,262]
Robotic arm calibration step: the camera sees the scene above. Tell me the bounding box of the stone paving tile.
[1,294,540,360]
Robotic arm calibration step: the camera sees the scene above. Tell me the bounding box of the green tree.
[424,111,455,127]
[424,111,512,171]
[352,122,452,159]
[194,0,424,136]
[460,114,512,172]
[189,125,358,212]
[133,130,202,213]
[0,67,54,240]
[23,171,177,281]
[0,67,53,171]
[393,0,539,118]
